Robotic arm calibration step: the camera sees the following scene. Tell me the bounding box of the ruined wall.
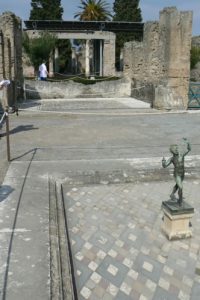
[0,12,23,107]
[124,7,193,110]
[24,77,131,99]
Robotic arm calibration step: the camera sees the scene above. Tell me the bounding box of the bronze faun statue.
[162,138,191,206]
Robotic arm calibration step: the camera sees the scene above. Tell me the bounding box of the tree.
[23,31,57,71]
[29,0,71,73]
[113,0,142,69]
[74,0,112,21]
[29,0,63,20]
[113,0,142,23]
[191,46,200,69]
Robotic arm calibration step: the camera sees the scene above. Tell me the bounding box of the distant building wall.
[0,12,23,106]
[124,7,193,110]
[26,30,116,77]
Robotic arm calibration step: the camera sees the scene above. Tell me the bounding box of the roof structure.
[24,20,144,34]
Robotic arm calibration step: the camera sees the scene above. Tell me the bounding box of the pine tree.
[29,0,71,73]
[113,0,142,70]
[29,0,63,20]
[113,0,142,23]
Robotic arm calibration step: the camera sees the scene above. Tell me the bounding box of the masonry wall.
[0,12,23,107]
[24,78,131,99]
[124,7,193,109]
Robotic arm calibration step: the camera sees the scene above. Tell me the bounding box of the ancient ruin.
[0,12,23,107]
[0,7,194,110]
[124,7,193,110]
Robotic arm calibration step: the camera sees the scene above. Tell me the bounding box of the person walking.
[39,61,48,81]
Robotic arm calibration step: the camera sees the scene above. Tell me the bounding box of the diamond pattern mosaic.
[64,181,200,299]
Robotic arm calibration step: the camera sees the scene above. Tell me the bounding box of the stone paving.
[1,105,200,299]
[63,180,200,300]
[20,97,151,113]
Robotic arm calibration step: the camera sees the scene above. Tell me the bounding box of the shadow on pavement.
[0,185,14,202]
[0,125,38,137]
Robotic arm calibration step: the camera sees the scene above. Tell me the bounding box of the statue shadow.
[11,148,37,161]
[0,124,38,137]
[0,185,14,203]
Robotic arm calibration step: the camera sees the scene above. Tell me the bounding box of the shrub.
[191,46,200,69]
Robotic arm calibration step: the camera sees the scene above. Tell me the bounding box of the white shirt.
[39,63,48,78]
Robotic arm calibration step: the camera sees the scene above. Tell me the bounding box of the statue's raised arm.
[182,138,191,156]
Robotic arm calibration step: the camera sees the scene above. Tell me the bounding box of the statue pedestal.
[162,201,194,240]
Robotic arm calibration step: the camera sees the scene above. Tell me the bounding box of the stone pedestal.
[162,200,194,240]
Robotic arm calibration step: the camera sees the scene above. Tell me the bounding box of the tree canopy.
[29,0,72,73]
[23,31,57,70]
[113,0,142,70]
[74,0,112,21]
[113,0,142,22]
[29,0,63,20]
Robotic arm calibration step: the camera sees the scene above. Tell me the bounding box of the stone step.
[19,97,152,113]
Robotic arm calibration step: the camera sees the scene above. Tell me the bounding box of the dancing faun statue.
[162,138,191,206]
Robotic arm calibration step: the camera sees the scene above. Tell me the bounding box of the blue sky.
[0,0,199,35]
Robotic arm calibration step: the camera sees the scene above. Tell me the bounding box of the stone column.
[103,39,116,76]
[71,46,76,74]
[85,39,90,77]
[54,47,59,74]
[154,7,193,109]
[99,39,103,77]
[49,51,54,77]
[0,32,4,78]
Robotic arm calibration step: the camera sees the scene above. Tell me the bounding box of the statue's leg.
[170,184,178,200]
[178,189,183,206]
[176,176,183,206]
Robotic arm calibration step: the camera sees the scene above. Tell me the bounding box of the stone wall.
[24,78,131,99]
[0,12,23,107]
[124,7,193,110]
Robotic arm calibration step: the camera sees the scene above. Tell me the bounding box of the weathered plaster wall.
[0,12,23,106]
[124,7,193,110]
[24,78,131,99]
[103,39,116,76]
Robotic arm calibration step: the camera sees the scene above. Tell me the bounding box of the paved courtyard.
[0,98,200,299]
[64,181,200,300]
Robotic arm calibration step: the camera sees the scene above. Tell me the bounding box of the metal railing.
[0,107,19,161]
[188,82,200,109]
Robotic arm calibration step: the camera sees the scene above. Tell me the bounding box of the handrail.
[0,111,8,126]
[0,107,18,162]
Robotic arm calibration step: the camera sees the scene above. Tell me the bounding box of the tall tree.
[74,0,112,21]
[29,0,71,73]
[23,31,57,70]
[113,0,142,23]
[113,0,142,70]
[29,0,63,20]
